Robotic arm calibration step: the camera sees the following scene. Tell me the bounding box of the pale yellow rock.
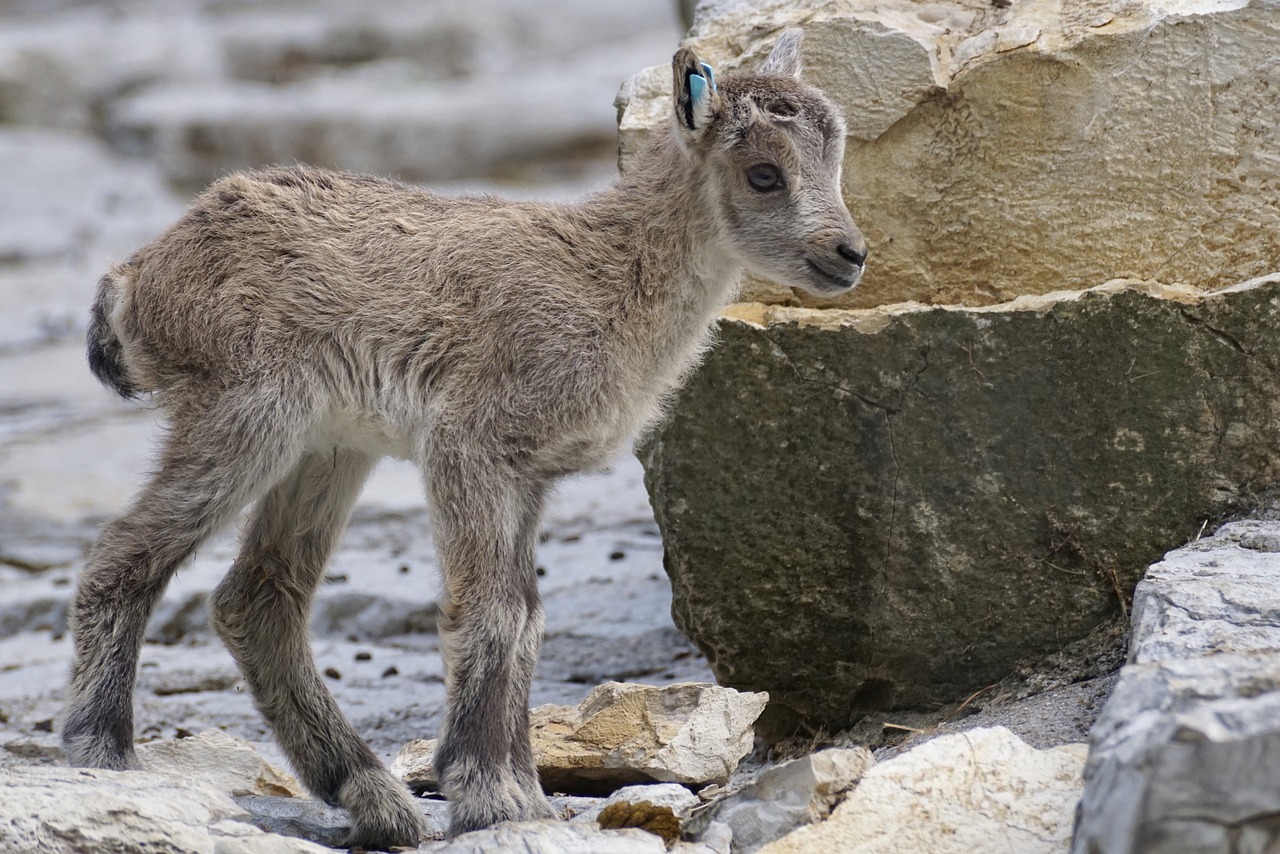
[618,0,1280,309]
[139,730,304,799]
[393,682,769,795]
[759,727,1087,854]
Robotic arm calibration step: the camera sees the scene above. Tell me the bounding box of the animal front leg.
[426,447,553,836]
[504,490,555,821]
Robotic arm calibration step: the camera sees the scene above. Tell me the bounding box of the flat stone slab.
[642,277,1280,732]
[1073,520,1280,853]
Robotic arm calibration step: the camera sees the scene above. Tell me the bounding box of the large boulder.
[641,276,1280,731]
[616,0,1280,308]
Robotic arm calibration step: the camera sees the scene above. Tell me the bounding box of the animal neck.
[578,133,744,339]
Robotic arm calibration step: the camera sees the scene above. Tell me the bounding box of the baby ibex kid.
[63,30,866,847]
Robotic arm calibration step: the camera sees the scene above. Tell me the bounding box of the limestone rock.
[0,766,330,854]
[641,277,1280,731]
[109,67,614,188]
[534,682,767,792]
[394,682,768,795]
[426,821,668,854]
[139,730,304,799]
[391,737,441,792]
[598,783,700,844]
[617,1,1280,308]
[759,727,1086,854]
[102,4,675,188]
[1073,521,1280,853]
[705,747,874,852]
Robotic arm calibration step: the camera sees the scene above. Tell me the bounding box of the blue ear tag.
[689,62,718,104]
[689,72,707,103]
[700,62,717,93]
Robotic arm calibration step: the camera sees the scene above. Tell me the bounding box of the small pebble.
[382,666,399,678]
[355,651,372,662]
[323,667,342,680]
[609,551,626,561]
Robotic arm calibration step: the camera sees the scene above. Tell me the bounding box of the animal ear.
[672,45,721,147]
[759,28,803,78]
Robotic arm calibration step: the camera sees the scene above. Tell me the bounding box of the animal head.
[672,29,867,296]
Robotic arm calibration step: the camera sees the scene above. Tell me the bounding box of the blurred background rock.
[0,0,683,355]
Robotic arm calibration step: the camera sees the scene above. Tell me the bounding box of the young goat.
[63,30,866,847]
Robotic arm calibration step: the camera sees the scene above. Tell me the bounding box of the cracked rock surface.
[1074,520,1280,854]
[643,278,1280,731]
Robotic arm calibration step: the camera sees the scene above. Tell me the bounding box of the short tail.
[87,269,140,400]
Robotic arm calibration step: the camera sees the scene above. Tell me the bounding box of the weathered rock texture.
[642,276,1280,730]
[139,730,304,799]
[760,727,1085,854]
[1073,520,1280,854]
[703,747,874,852]
[424,821,672,854]
[1,0,678,188]
[395,682,768,795]
[0,766,331,854]
[617,0,1280,308]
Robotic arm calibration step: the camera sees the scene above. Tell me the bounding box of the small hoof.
[340,768,428,850]
[446,791,559,837]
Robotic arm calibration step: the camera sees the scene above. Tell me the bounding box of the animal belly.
[312,410,416,460]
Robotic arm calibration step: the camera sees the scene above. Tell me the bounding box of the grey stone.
[102,7,677,188]
[641,279,1280,732]
[0,766,331,854]
[1073,521,1280,853]
[138,730,304,799]
[703,748,873,852]
[425,821,669,854]
[237,792,452,848]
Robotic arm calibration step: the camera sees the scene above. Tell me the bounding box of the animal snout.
[837,241,867,269]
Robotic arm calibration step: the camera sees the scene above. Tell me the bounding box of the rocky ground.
[0,1,1133,852]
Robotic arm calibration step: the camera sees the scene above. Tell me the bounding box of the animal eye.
[746,164,782,192]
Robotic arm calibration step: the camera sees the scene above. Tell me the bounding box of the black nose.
[837,243,867,268]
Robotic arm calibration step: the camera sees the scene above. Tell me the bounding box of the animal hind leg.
[63,387,312,771]
[210,448,426,850]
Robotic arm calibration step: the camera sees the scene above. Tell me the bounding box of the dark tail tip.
[87,273,140,400]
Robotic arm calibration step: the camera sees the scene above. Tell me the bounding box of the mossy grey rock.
[641,276,1280,731]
